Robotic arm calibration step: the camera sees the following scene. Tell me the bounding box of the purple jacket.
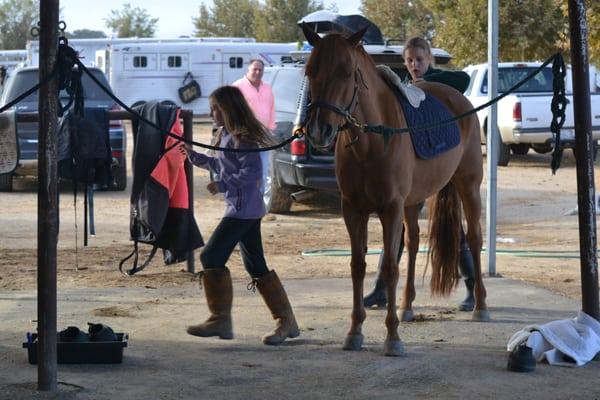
[188,129,265,219]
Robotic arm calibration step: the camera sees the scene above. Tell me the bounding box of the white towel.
[0,110,18,174]
[376,65,426,108]
[507,311,600,367]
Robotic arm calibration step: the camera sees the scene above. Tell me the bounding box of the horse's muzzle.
[306,122,338,151]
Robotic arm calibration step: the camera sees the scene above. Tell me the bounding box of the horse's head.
[302,23,368,150]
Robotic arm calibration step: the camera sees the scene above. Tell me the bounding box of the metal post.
[567,0,599,320]
[181,110,196,273]
[37,0,59,391]
[486,0,499,276]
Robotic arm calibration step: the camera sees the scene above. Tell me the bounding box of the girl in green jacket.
[364,37,476,311]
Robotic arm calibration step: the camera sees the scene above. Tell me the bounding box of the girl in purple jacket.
[182,85,299,345]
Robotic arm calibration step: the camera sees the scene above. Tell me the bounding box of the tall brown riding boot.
[256,270,300,345]
[186,267,233,339]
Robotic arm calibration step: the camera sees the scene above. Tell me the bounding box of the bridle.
[306,67,367,134]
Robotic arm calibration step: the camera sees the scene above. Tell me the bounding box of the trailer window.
[229,57,243,68]
[133,56,148,68]
[168,56,182,68]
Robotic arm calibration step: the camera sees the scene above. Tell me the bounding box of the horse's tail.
[428,182,462,296]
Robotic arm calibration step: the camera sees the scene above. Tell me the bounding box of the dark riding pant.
[200,217,269,278]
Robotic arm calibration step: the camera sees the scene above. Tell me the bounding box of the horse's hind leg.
[459,186,490,322]
[341,199,369,351]
[399,204,421,322]
[379,202,405,356]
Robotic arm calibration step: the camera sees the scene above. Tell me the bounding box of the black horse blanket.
[120,101,203,275]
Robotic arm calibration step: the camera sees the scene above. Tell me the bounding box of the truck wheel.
[0,173,13,192]
[110,157,127,191]
[511,143,529,155]
[266,162,293,214]
[268,179,293,214]
[497,135,511,166]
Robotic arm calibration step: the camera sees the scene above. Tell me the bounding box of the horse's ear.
[301,22,321,47]
[347,26,368,47]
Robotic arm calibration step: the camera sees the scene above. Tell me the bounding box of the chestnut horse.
[302,24,489,356]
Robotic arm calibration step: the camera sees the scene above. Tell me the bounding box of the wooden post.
[37,0,59,391]
[181,110,196,273]
[568,0,600,320]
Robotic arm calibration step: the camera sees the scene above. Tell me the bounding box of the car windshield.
[482,67,554,94]
[7,69,113,104]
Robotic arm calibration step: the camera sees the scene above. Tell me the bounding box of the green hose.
[301,247,583,259]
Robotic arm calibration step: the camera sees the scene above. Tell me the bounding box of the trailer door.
[221,53,251,84]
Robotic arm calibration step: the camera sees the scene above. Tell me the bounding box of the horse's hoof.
[472,309,491,322]
[398,309,414,322]
[383,339,404,357]
[342,334,364,351]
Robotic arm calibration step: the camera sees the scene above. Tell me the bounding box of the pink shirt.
[233,77,276,130]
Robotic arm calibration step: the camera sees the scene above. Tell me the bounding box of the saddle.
[378,65,461,160]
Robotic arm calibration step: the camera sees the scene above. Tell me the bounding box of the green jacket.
[423,67,470,93]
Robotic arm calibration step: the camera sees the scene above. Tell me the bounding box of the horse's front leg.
[341,199,369,351]
[379,202,405,356]
[399,205,421,322]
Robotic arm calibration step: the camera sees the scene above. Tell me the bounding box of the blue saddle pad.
[395,91,460,160]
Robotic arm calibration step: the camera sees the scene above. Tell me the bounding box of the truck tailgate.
[518,94,575,131]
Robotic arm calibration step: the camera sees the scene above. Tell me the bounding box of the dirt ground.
[0,122,594,296]
[1,123,600,399]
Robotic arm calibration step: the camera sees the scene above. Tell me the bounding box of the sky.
[59,0,363,38]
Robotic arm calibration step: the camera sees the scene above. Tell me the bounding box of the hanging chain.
[550,54,568,174]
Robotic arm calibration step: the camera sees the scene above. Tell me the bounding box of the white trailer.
[0,49,28,73]
[105,41,298,115]
[26,37,257,67]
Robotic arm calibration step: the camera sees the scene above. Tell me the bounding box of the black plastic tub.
[23,332,128,364]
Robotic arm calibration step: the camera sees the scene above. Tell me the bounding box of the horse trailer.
[102,41,298,115]
[0,49,28,73]
[26,36,257,67]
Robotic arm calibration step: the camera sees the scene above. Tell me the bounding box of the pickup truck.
[0,66,127,191]
[463,62,600,166]
[263,46,453,213]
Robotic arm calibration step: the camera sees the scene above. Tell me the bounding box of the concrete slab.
[0,276,598,399]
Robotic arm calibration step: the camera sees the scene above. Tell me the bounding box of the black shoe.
[363,288,387,308]
[58,326,89,342]
[458,290,475,311]
[88,323,117,342]
[507,344,536,373]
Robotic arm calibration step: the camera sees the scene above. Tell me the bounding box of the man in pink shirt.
[233,59,276,207]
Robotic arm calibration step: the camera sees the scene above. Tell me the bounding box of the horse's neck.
[358,74,402,127]
[339,74,407,163]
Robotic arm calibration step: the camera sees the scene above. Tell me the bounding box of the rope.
[70,57,300,153]
[0,39,567,162]
[301,247,590,259]
[361,53,566,137]
[0,67,58,114]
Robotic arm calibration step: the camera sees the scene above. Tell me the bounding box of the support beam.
[486,0,499,276]
[567,0,599,320]
[37,0,59,391]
